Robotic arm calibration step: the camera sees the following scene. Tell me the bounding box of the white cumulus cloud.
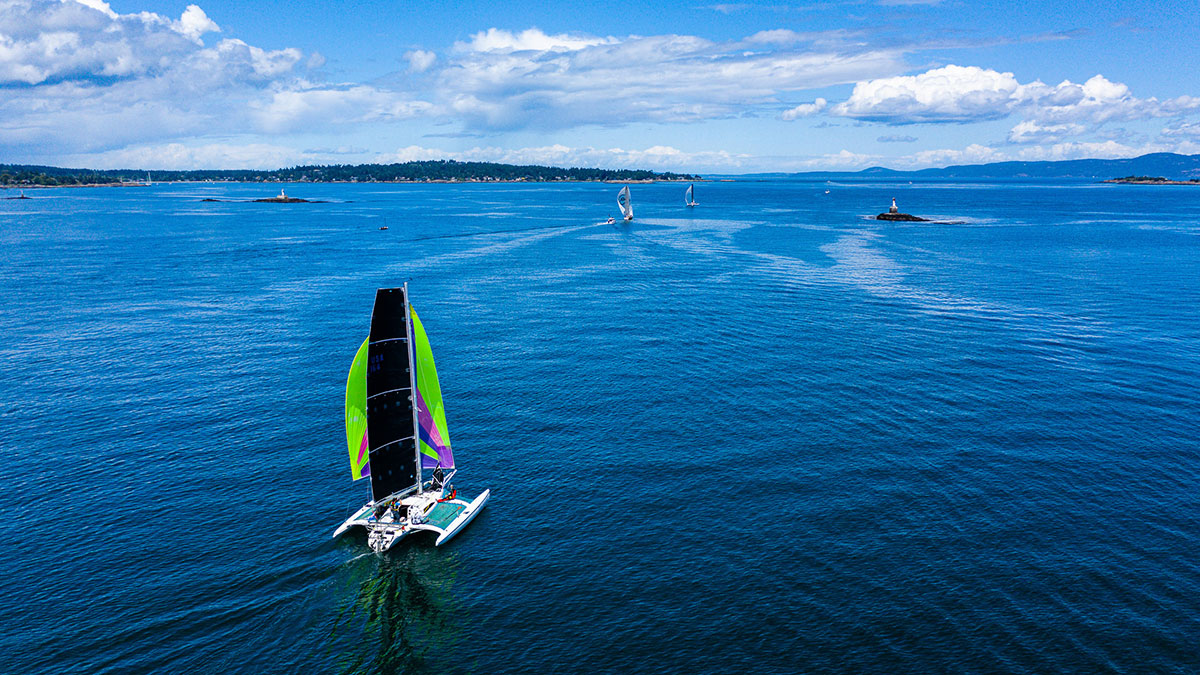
[406,49,435,72]
[173,5,219,42]
[72,0,116,18]
[832,65,1023,123]
[0,0,224,86]
[0,0,433,156]
[830,65,1200,131]
[782,98,827,120]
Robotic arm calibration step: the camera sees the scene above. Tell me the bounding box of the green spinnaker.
[411,307,454,469]
[345,337,370,480]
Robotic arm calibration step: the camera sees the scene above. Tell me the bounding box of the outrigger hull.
[333,503,375,538]
[334,489,490,551]
[433,490,489,546]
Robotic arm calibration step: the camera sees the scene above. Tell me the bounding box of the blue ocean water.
[1,179,1198,673]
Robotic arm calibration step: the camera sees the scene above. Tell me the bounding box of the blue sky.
[2,0,1199,172]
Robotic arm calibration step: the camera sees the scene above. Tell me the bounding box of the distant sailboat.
[685,183,697,207]
[334,285,490,552]
[618,185,633,221]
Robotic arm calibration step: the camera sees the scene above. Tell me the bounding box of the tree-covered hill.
[0,165,123,186]
[0,160,698,186]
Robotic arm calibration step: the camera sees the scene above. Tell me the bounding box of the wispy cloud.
[1007,120,1085,144]
[888,139,1198,169]
[705,4,793,15]
[251,84,432,134]
[1162,121,1200,138]
[430,28,904,130]
[61,141,322,170]
[55,134,1200,173]
[454,27,616,53]
[1013,140,1163,161]
[405,49,436,72]
[905,143,1004,167]
[374,143,754,172]
[66,140,754,172]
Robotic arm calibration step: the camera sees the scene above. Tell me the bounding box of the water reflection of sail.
[330,548,464,673]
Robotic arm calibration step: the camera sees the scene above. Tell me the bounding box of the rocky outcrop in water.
[253,189,311,203]
[254,194,310,203]
[876,197,928,221]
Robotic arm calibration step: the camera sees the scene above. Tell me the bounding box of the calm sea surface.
[2,180,1198,673]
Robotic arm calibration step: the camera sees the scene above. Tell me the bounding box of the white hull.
[334,487,490,552]
[435,490,489,546]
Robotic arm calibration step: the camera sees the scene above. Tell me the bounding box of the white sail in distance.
[618,185,633,221]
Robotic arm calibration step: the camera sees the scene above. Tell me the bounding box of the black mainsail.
[366,287,419,501]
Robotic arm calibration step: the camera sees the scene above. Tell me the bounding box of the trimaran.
[334,285,490,552]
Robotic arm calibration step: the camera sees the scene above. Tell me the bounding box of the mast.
[365,287,420,502]
[404,282,423,492]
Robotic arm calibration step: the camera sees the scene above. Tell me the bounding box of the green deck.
[426,501,466,530]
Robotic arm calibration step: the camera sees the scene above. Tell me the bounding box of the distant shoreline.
[4,178,700,189]
[1103,176,1200,185]
[4,182,149,189]
[1,160,698,187]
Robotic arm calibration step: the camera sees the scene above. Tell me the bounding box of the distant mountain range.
[739,152,1200,181]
